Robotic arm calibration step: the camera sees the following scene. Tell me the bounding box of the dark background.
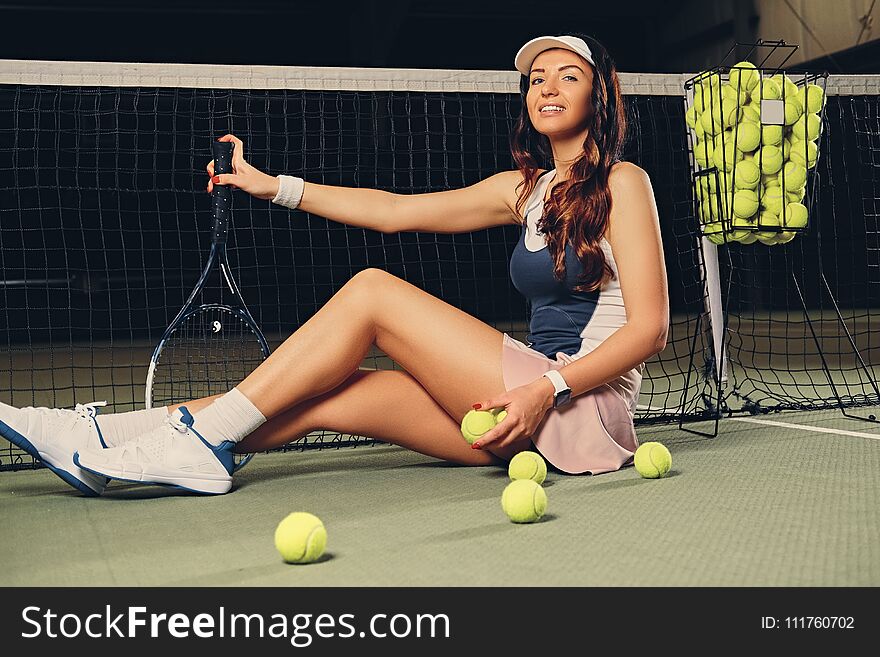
[1,0,878,73]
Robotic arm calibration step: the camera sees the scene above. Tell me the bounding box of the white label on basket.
[761,99,784,125]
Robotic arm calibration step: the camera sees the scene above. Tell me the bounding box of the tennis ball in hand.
[779,161,807,191]
[275,512,327,564]
[460,408,505,445]
[508,451,547,484]
[735,121,760,152]
[501,479,548,523]
[633,442,672,479]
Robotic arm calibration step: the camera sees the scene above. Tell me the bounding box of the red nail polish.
[473,403,481,410]
[212,175,220,183]
[472,443,480,450]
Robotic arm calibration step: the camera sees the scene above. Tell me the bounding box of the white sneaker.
[0,400,110,496]
[74,407,235,495]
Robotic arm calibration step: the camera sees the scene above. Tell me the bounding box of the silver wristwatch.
[542,370,572,408]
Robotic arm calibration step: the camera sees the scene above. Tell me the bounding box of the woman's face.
[526,48,594,140]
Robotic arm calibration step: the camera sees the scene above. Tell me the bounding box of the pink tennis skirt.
[501,333,639,475]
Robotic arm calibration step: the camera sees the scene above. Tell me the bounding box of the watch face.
[554,390,572,408]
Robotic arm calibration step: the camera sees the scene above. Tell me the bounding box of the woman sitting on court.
[0,33,669,496]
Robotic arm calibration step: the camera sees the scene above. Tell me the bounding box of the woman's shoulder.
[608,161,650,187]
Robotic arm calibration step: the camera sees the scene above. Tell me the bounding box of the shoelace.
[73,401,107,422]
[166,414,190,434]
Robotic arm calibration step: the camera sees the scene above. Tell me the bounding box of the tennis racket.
[145,141,270,468]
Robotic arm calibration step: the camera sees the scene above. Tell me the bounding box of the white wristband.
[272,175,305,210]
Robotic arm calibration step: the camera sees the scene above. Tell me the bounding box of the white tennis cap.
[514,35,595,76]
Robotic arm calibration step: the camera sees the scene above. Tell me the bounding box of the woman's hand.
[206,134,280,200]
[469,377,556,450]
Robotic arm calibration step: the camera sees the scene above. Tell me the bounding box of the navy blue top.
[508,171,600,358]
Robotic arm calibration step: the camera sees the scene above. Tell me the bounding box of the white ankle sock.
[94,406,170,447]
[190,387,266,445]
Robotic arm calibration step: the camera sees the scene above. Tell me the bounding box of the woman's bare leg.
[237,269,508,420]
[237,368,507,465]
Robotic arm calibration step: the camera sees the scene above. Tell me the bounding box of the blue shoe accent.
[1,419,100,497]
[91,408,109,449]
[176,406,236,477]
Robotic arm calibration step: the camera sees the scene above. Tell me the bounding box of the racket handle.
[211,141,234,244]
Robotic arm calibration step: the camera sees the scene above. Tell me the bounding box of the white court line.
[730,416,880,440]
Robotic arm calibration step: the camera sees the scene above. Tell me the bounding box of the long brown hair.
[509,33,628,292]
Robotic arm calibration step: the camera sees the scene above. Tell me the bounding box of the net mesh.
[0,61,876,470]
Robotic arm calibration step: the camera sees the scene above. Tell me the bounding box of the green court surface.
[2,408,878,587]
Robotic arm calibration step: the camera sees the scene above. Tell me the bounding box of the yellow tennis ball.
[798,83,826,114]
[779,161,807,191]
[783,94,804,125]
[700,108,721,135]
[460,409,499,445]
[508,451,547,484]
[755,210,781,243]
[776,230,796,244]
[789,138,818,169]
[706,230,726,245]
[501,479,547,523]
[734,159,760,189]
[713,139,743,172]
[633,442,672,479]
[721,82,748,107]
[760,77,782,100]
[758,144,783,174]
[693,137,714,168]
[735,121,760,152]
[740,104,760,125]
[274,512,327,564]
[737,231,759,244]
[733,189,759,218]
[685,105,699,129]
[729,213,756,241]
[760,185,786,215]
[728,61,759,92]
[792,112,821,141]
[761,124,783,146]
[782,202,809,229]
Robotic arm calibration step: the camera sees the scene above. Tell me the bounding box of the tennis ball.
[783,94,804,125]
[501,479,547,523]
[703,221,724,237]
[781,135,792,160]
[776,230,796,244]
[781,202,809,229]
[735,121,761,152]
[733,189,759,218]
[508,451,547,484]
[693,138,714,168]
[798,83,826,113]
[697,171,732,196]
[760,77,782,100]
[700,107,721,135]
[755,210,781,242]
[729,213,757,241]
[792,112,821,141]
[760,185,786,215]
[706,231,726,245]
[728,61,759,92]
[761,124,783,146]
[274,512,327,564]
[685,105,699,129]
[773,74,800,103]
[740,104,761,125]
[460,408,505,445]
[779,161,807,191]
[721,82,748,106]
[713,140,743,172]
[734,159,760,189]
[789,138,818,169]
[758,144,783,174]
[633,442,672,479]
[737,231,758,244]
